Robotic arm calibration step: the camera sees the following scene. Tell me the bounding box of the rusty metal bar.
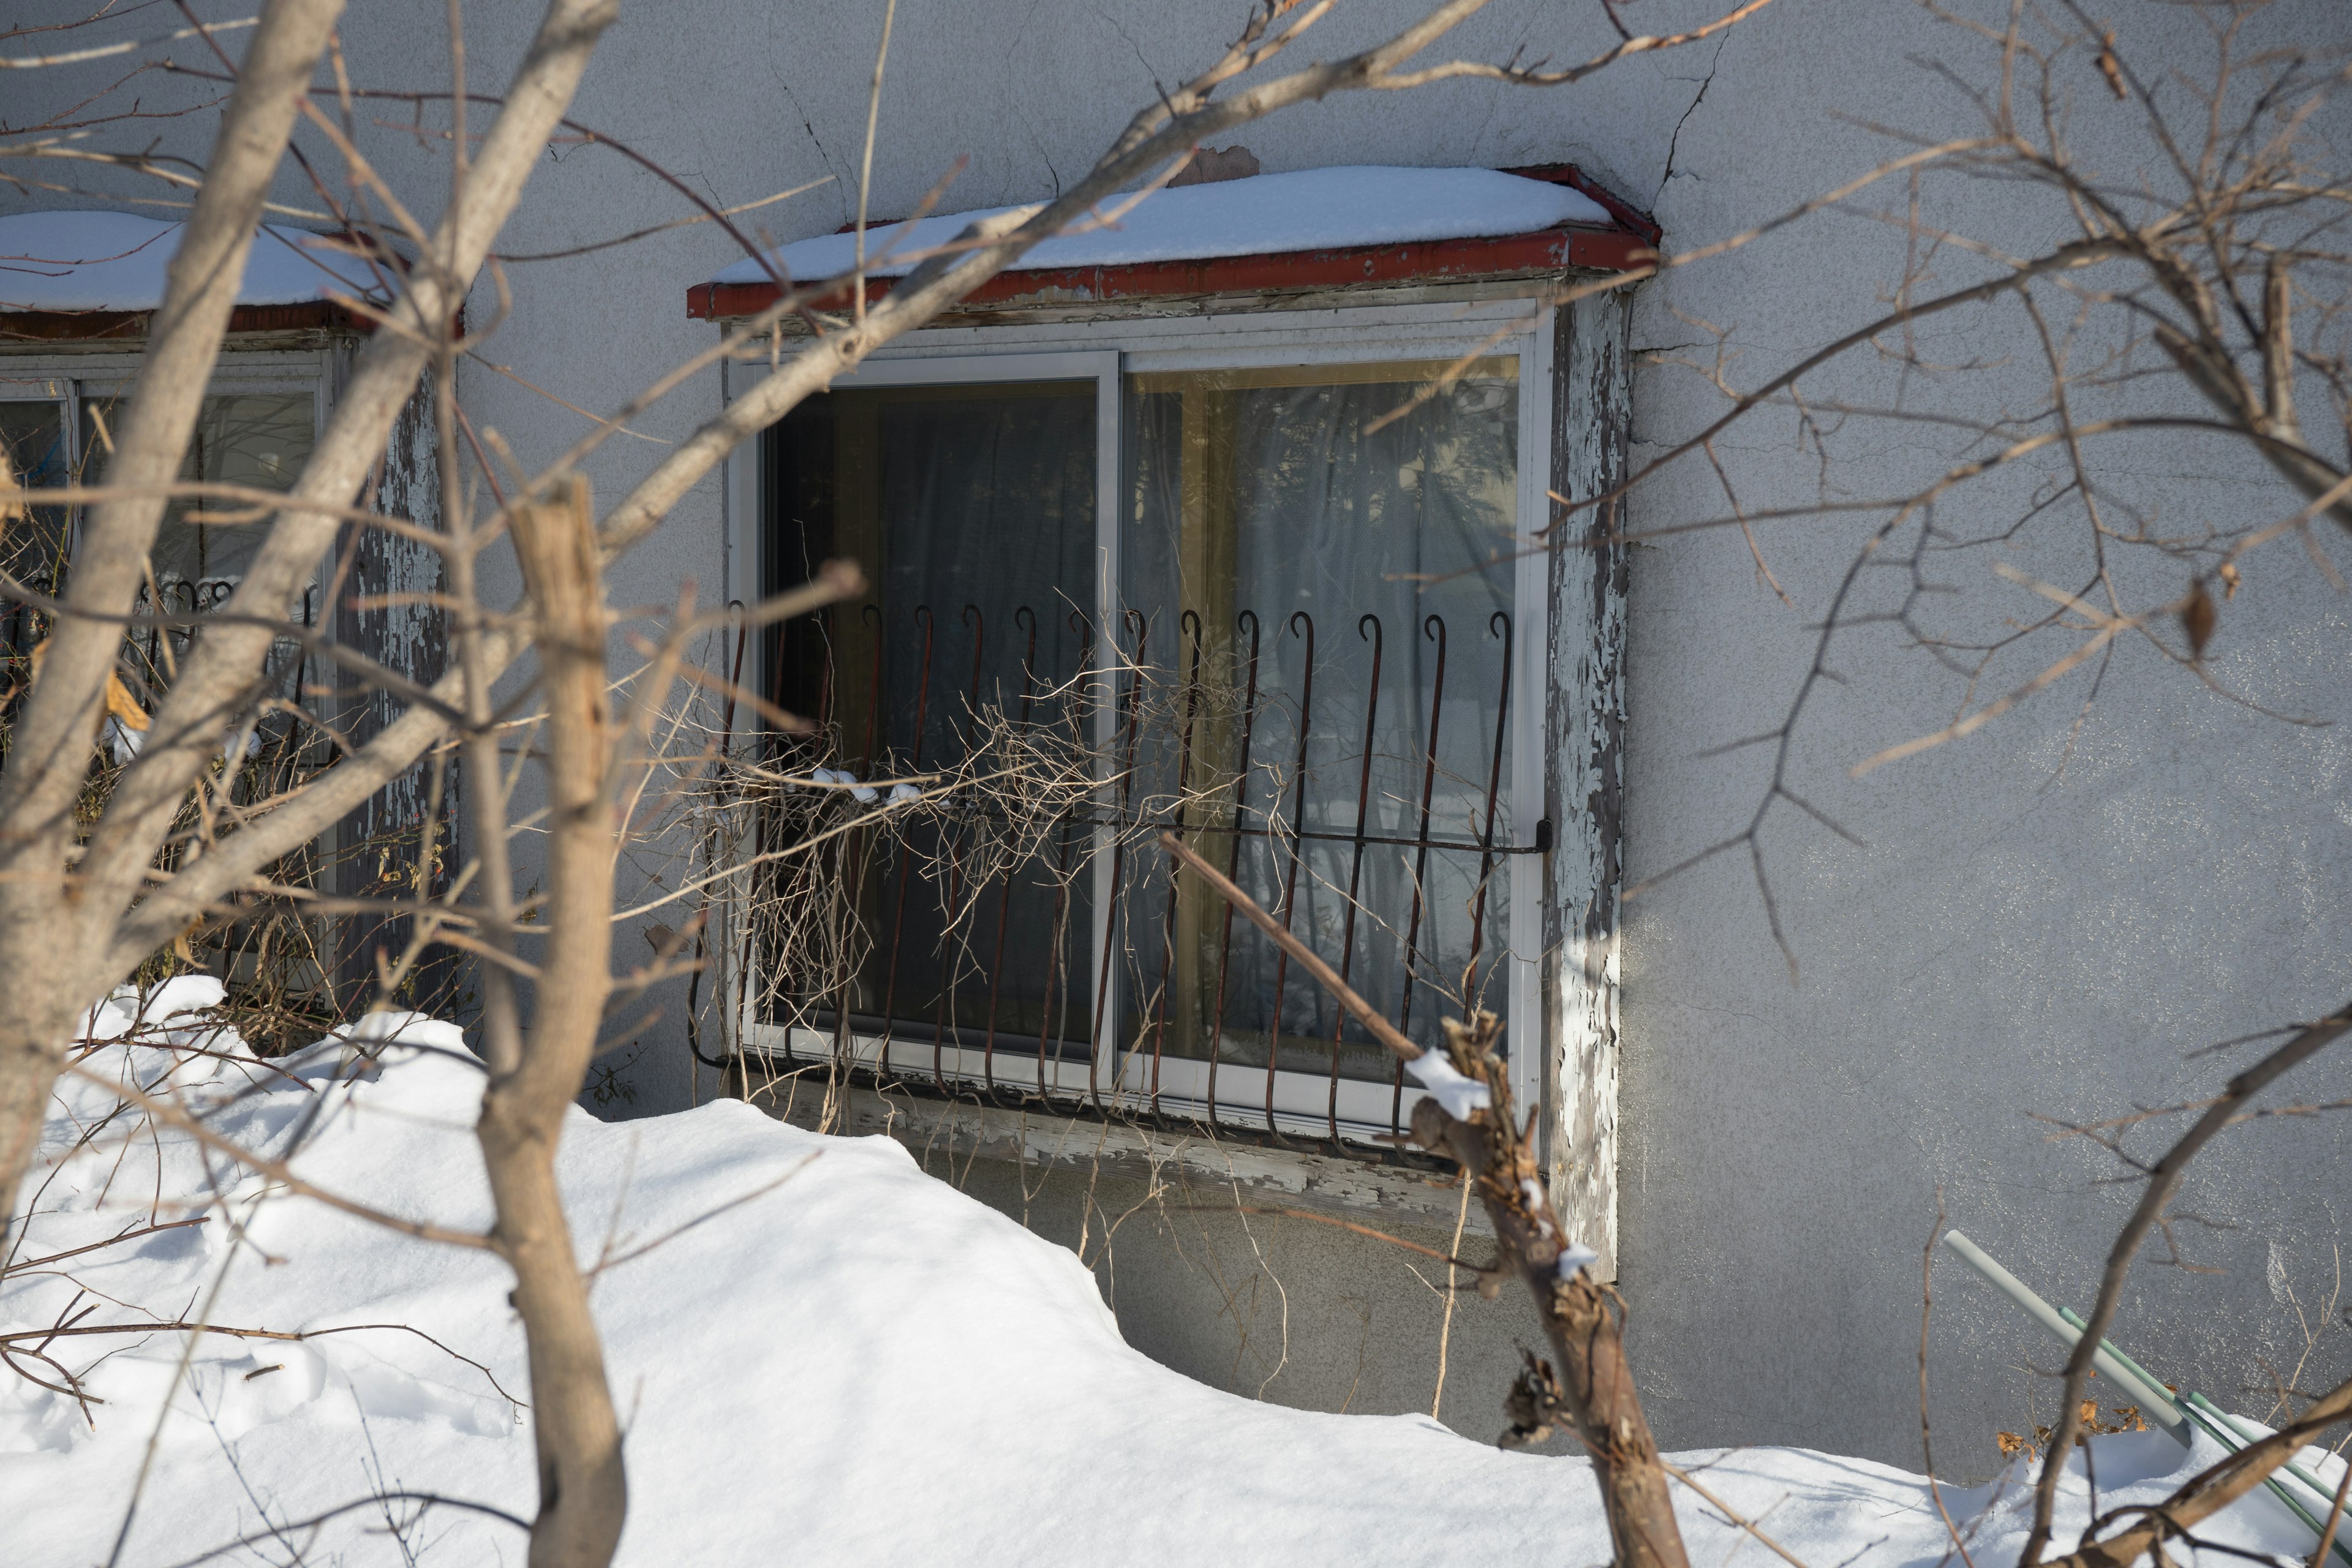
[1324,613,1384,1144]
[1261,610,1316,1137]
[1087,609,1147,1112]
[777,591,1521,1132]
[818,602,889,1072]
[1037,609,1095,1096]
[1159,832,1421,1064]
[875,603,935,1065]
[1461,609,1513,1009]
[1390,612,1447,1136]
[1203,609,1263,1123]
[1148,608,1206,1112]
[979,604,1041,1101]
[930,603,987,1093]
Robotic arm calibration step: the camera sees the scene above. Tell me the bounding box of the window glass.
[80,391,315,610]
[1122,361,1519,1086]
[0,399,74,641]
[764,381,1098,1058]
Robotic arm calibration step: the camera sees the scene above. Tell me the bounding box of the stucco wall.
[9,0,2348,1480]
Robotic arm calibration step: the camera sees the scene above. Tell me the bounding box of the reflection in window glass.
[0,400,74,635]
[1123,361,1519,1085]
[81,392,315,608]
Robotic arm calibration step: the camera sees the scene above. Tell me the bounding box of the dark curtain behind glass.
[764,383,1098,1056]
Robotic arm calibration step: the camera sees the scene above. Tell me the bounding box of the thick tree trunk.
[0,0,347,1243]
[477,477,626,1568]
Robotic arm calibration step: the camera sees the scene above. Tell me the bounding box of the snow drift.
[2,992,2337,1566]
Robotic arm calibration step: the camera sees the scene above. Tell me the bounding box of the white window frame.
[726,299,1553,1144]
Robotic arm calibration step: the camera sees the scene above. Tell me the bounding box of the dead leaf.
[104,671,149,731]
[2181,579,2217,660]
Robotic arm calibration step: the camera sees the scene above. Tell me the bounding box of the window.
[1,358,325,625]
[0,395,74,656]
[0,349,453,1022]
[742,307,1551,1144]
[86,390,318,608]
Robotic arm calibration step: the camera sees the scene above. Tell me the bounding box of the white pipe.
[1939,1229,2192,1446]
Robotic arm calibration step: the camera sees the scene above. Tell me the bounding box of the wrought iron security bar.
[741,593,1542,1149]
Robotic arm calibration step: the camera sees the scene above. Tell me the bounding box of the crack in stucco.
[1004,0,1065,198]
[1655,32,1729,206]
[765,66,844,222]
[1090,0,1166,92]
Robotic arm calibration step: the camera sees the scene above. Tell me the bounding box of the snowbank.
[3,1000,2338,1566]
[707,166,1615,287]
[0,211,392,313]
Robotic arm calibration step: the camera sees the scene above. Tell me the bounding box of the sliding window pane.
[1122,361,1520,1090]
[763,382,1098,1060]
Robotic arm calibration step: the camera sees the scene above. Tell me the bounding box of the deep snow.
[706,165,1615,287]
[2,989,2339,1566]
[0,211,392,313]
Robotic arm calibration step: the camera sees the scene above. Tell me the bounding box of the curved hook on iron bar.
[718,598,748,752]
[1286,609,1317,745]
[1013,605,1039,692]
[1389,610,1453,1133]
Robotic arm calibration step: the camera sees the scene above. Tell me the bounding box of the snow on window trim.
[0,210,392,315]
[706,166,1615,288]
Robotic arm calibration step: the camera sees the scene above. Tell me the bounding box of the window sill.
[748,1075,1493,1238]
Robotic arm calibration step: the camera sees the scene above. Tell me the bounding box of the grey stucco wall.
[9,0,2348,1482]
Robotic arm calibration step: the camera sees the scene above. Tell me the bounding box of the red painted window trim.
[0,299,377,344]
[686,164,1659,322]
